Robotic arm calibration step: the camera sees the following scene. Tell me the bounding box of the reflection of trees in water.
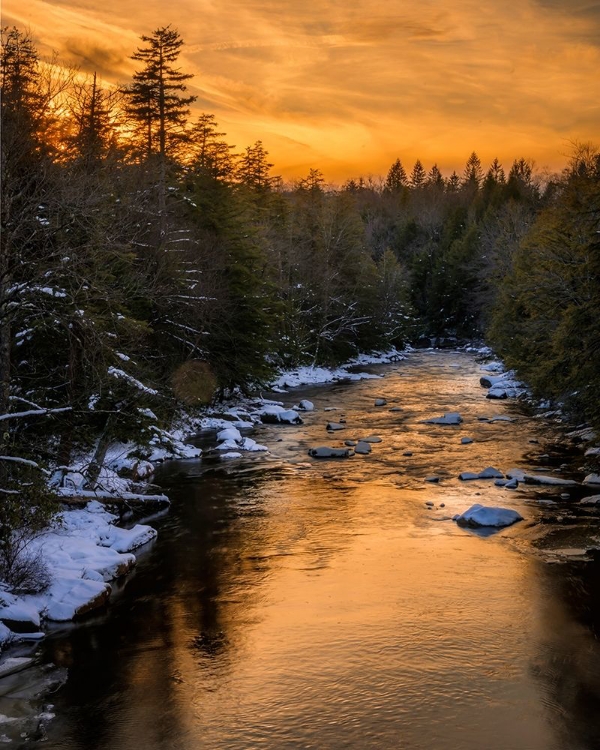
[531,559,600,750]
[42,463,359,748]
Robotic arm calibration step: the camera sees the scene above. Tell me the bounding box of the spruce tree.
[384,158,408,192]
[124,26,196,160]
[410,160,426,188]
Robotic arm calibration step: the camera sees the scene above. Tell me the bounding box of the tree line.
[1,24,599,531]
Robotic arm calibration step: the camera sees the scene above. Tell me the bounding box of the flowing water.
[31,350,600,749]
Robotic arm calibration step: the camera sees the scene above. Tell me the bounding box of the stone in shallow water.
[326,422,346,431]
[478,467,504,479]
[308,447,353,458]
[461,437,473,444]
[422,412,462,425]
[354,442,372,455]
[425,476,440,483]
[361,435,382,443]
[374,398,387,406]
[454,504,523,528]
[344,440,357,447]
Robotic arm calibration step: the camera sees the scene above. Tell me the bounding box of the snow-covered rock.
[583,474,600,486]
[259,406,303,425]
[566,427,597,443]
[296,400,314,411]
[454,504,523,528]
[459,467,504,480]
[585,447,600,457]
[579,495,600,506]
[217,427,242,444]
[421,412,462,425]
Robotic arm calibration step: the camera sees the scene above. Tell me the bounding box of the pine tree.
[189,113,235,181]
[123,26,196,160]
[463,152,483,190]
[65,72,120,165]
[427,164,445,188]
[384,158,408,192]
[410,159,426,188]
[486,158,505,184]
[236,140,275,191]
[446,171,461,192]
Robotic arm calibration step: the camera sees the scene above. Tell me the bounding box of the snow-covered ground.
[0,501,157,649]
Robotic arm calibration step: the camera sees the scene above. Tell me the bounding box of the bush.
[0,467,57,593]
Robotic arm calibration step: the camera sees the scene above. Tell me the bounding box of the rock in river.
[308,447,353,458]
[421,412,462,425]
[454,504,523,529]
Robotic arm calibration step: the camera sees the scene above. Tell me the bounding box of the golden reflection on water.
[43,351,600,749]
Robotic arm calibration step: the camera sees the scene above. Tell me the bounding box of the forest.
[1,24,600,559]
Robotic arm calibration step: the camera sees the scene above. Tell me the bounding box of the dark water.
[33,350,600,749]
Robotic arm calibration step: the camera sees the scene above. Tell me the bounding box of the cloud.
[4,0,600,179]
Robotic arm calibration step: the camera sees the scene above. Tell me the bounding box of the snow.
[10,501,159,624]
[454,504,523,528]
[107,367,158,396]
[269,349,405,391]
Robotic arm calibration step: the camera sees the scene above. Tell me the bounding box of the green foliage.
[489,148,600,425]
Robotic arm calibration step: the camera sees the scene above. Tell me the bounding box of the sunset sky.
[4,0,600,181]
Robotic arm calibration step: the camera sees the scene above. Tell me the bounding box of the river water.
[35,350,600,749]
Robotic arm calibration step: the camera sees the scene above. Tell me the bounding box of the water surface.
[37,350,600,749]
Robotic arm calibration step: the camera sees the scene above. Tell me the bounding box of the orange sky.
[4,0,600,181]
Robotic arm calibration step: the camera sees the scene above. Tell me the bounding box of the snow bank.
[0,501,158,632]
[269,346,406,391]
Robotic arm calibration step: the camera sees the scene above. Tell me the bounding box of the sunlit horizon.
[4,0,599,181]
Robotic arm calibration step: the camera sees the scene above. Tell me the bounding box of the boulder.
[454,504,523,528]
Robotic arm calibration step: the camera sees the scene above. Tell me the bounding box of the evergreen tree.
[235,140,275,192]
[426,164,445,188]
[189,113,235,181]
[463,152,484,190]
[446,171,461,192]
[486,158,505,184]
[123,26,196,160]
[384,158,408,192]
[410,159,426,188]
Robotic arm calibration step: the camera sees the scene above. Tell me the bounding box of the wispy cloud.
[5,0,600,179]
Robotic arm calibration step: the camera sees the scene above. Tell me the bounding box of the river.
[33,350,600,749]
